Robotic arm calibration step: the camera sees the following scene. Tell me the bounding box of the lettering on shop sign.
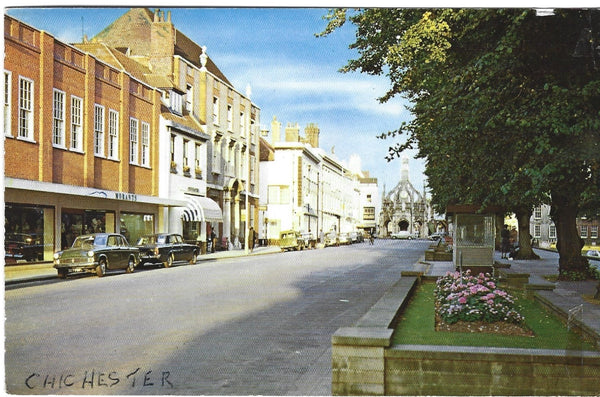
[25,368,173,391]
[114,192,138,202]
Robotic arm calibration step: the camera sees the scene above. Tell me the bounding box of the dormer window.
[170,90,183,115]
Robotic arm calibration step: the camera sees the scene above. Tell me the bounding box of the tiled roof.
[75,42,153,84]
[160,104,207,134]
[90,8,232,86]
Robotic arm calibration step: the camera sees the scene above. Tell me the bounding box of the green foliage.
[319,8,600,269]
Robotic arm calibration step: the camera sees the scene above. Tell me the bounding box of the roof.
[75,42,152,84]
[89,8,231,86]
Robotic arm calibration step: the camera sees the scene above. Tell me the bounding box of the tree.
[320,8,600,275]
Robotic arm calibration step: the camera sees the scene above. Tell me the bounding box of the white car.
[586,250,600,259]
[391,231,412,239]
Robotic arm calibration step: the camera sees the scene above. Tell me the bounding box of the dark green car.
[53,233,138,278]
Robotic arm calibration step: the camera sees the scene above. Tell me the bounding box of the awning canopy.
[181,195,223,223]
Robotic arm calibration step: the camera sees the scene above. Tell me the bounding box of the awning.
[181,195,223,223]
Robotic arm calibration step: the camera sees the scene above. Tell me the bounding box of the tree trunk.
[551,192,588,276]
[494,213,504,251]
[514,209,539,260]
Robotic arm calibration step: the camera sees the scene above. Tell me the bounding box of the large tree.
[320,8,600,275]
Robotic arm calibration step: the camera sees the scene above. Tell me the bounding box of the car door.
[172,234,183,261]
[106,235,122,269]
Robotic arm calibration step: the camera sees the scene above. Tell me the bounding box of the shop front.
[5,178,184,264]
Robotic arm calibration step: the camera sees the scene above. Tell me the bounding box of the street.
[5,239,430,395]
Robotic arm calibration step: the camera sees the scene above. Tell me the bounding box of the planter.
[332,273,600,396]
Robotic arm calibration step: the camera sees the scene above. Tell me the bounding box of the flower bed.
[435,270,525,327]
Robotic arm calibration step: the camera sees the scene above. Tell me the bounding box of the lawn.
[392,282,597,350]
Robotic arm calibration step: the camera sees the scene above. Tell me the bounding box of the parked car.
[53,233,138,278]
[349,231,359,244]
[391,231,412,239]
[279,230,302,252]
[338,232,351,245]
[429,232,449,242]
[5,233,44,262]
[324,231,339,247]
[299,232,316,249]
[585,250,600,259]
[136,233,199,268]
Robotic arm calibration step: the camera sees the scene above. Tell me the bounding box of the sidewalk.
[4,245,282,285]
[423,248,600,349]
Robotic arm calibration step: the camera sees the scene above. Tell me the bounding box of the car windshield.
[137,235,157,245]
[71,235,105,249]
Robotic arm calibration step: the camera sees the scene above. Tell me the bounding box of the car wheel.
[57,269,68,279]
[164,253,174,268]
[96,260,107,277]
[126,257,135,273]
[189,251,197,265]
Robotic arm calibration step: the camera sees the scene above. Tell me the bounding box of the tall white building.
[259,118,377,243]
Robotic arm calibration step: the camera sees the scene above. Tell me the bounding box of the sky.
[5,5,426,195]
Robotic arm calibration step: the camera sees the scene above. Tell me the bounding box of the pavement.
[3,245,283,285]
[5,244,600,350]
[424,248,600,349]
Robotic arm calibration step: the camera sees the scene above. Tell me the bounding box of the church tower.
[401,155,409,181]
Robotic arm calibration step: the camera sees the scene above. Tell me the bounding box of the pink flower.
[458,297,467,304]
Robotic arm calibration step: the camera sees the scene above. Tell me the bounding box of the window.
[18,77,34,140]
[580,225,588,238]
[108,110,119,159]
[186,84,193,113]
[549,224,557,239]
[212,96,219,125]
[591,226,598,239]
[141,122,150,167]
[212,137,221,171]
[94,104,105,156]
[52,89,66,147]
[70,96,82,151]
[534,206,542,220]
[4,71,12,136]
[195,143,202,169]
[534,224,541,239]
[363,207,375,221]
[268,185,290,204]
[170,90,182,114]
[240,111,245,135]
[170,134,176,163]
[227,104,233,131]
[183,139,189,167]
[129,118,138,164]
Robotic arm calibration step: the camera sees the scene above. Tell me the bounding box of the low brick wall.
[332,275,600,396]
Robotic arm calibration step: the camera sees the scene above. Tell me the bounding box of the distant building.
[530,204,599,249]
[379,156,431,237]
[259,117,376,244]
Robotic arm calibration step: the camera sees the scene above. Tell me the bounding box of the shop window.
[61,210,115,249]
[5,203,54,263]
[120,213,154,245]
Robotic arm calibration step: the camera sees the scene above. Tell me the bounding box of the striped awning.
[181,195,223,222]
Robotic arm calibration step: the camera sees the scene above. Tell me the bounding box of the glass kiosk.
[453,213,495,271]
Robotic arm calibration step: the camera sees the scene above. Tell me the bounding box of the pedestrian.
[501,224,510,259]
[210,228,216,253]
[369,230,374,245]
[248,226,255,253]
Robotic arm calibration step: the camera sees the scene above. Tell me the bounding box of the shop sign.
[114,192,138,202]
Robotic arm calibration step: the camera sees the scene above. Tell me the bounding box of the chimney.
[304,123,320,148]
[149,8,175,77]
[271,116,281,144]
[285,123,300,142]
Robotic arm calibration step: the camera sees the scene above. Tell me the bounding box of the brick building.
[82,8,260,249]
[4,15,182,262]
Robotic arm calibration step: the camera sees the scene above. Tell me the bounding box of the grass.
[392,282,597,351]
